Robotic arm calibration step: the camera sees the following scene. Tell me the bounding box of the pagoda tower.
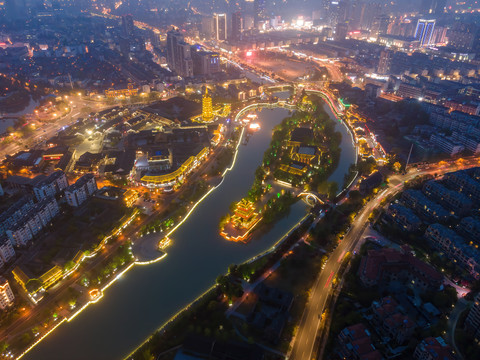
[202,87,214,122]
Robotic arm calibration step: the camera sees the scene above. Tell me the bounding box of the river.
[24,100,356,360]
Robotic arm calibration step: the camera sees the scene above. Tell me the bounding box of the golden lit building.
[105,83,139,98]
[232,199,259,230]
[12,265,63,295]
[124,189,139,207]
[202,88,214,122]
[221,199,262,242]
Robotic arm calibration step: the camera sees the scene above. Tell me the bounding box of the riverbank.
[22,96,356,360]
[125,213,315,360]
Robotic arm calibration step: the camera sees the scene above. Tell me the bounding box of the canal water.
[25,103,356,360]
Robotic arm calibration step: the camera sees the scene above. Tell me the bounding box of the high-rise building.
[166,30,194,77]
[371,15,391,36]
[415,19,436,47]
[377,49,393,75]
[433,26,448,44]
[421,0,446,15]
[192,47,220,76]
[447,22,478,51]
[335,22,349,41]
[254,0,267,27]
[465,294,480,341]
[214,13,227,41]
[0,276,14,310]
[201,16,214,40]
[121,14,135,38]
[231,11,243,41]
[202,88,214,122]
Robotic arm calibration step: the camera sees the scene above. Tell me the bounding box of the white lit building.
[0,236,15,264]
[0,276,14,310]
[65,173,98,207]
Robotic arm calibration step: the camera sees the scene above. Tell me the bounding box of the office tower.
[121,14,135,38]
[447,22,478,51]
[5,0,28,19]
[377,49,393,75]
[335,22,349,41]
[321,0,330,19]
[337,0,350,24]
[214,13,227,41]
[432,26,447,44]
[166,30,193,77]
[421,0,446,15]
[201,16,214,39]
[415,19,436,47]
[231,11,243,41]
[254,0,267,27]
[371,15,391,36]
[192,47,220,76]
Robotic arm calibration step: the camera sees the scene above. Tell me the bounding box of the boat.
[158,236,172,250]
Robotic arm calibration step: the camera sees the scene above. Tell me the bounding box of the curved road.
[289,159,480,360]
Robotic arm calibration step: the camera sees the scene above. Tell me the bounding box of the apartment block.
[413,337,456,360]
[370,296,416,346]
[0,276,15,310]
[402,190,450,222]
[446,170,480,200]
[65,174,97,207]
[336,323,382,360]
[422,181,472,216]
[0,236,15,264]
[465,294,480,341]
[387,204,422,231]
[457,217,480,241]
[0,196,35,235]
[358,246,443,292]
[31,170,68,201]
[3,197,59,247]
[425,224,480,279]
[6,222,33,247]
[430,134,464,156]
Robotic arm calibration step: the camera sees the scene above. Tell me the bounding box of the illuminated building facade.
[202,88,214,122]
[214,13,227,41]
[0,276,14,310]
[221,199,261,242]
[415,19,436,47]
[140,147,210,189]
[105,84,138,98]
[123,189,139,207]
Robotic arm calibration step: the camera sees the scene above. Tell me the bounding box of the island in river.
[219,94,343,242]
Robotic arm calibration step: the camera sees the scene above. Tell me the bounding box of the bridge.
[234,101,296,122]
[297,191,325,206]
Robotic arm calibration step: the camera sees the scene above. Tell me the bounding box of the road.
[447,298,469,360]
[0,96,112,161]
[289,159,480,360]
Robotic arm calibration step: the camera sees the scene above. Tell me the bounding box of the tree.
[327,182,339,200]
[26,279,42,294]
[393,161,402,173]
[0,341,8,354]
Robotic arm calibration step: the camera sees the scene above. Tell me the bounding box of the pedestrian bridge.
[297,191,325,206]
[235,101,296,122]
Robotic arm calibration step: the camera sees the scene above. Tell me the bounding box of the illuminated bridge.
[297,191,325,206]
[235,101,296,122]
